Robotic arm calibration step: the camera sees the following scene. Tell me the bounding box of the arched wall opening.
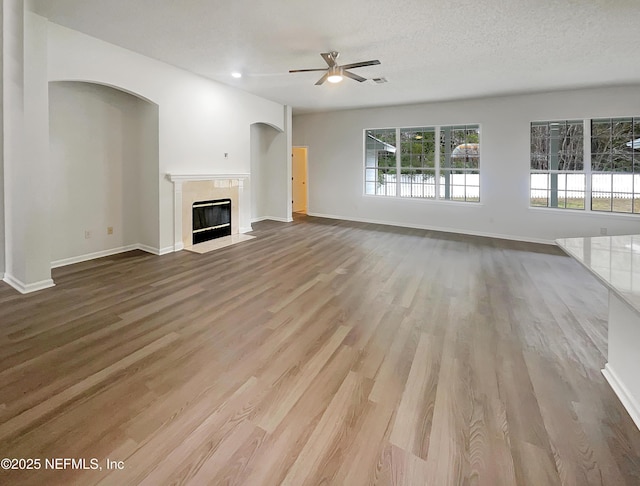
[250,122,290,222]
[49,81,160,266]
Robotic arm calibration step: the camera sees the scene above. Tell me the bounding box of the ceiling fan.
[289,51,381,85]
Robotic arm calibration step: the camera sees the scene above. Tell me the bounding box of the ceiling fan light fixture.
[327,67,343,83]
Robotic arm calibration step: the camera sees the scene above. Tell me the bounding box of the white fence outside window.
[366,173,479,199]
[530,173,640,199]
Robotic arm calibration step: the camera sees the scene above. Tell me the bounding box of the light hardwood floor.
[1,215,639,485]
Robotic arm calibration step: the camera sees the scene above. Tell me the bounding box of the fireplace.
[167,173,249,251]
[192,198,231,244]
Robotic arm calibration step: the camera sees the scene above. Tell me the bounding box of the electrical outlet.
[107,226,113,235]
[85,230,92,239]
[600,227,608,235]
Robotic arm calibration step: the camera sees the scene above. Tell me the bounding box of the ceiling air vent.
[372,77,388,84]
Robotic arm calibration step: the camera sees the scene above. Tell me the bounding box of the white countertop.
[556,234,640,312]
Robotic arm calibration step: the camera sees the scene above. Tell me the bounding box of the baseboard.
[137,244,175,256]
[3,273,55,294]
[306,212,554,245]
[251,216,270,223]
[603,364,640,430]
[158,246,176,256]
[51,245,140,269]
[50,243,175,269]
[251,216,293,224]
[137,244,160,255]
[240,225,253,234]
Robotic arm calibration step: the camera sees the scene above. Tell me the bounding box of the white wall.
[49,81,158,263]
[0,1,5,277]
[45,22,287,252]
[22,11,51,284]
[250,123,269,221]
[2,0,24,286]
[293,86,640,244]
[2,6,53,292]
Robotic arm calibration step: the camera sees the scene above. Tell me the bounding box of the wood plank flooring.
[1,215,639,485]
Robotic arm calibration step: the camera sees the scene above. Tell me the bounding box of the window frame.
[364,124,481,203]
[530,116,640,216]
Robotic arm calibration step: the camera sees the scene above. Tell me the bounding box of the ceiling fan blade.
[289,68,328,73]
[315,72,329,85]
[340,60,381,70]
[321,52,337,67]
[343,70,367,82]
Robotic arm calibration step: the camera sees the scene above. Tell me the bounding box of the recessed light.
[231,72,242,79]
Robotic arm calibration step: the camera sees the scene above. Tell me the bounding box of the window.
[365,124,480,202]
[530,120,585,209]
[530,117,640,214]
[591,117,640,213]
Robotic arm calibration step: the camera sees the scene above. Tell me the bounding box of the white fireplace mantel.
[168,173,249,184]
[167,173,251,251]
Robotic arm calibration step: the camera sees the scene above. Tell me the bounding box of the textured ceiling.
[30,0,640,113]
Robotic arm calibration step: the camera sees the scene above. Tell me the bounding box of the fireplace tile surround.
[167,173,249,251]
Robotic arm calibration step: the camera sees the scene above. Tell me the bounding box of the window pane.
[592,173,612,192]
[530,173,548,190]
[400,168,435,198]
[376,180,395,196]
[592,152,611,171]
[465,171,480,201]
[565,191,585,209]
[365,129,396,169]
[612,193,633,213]
[466,156,479,169]
[558,147,583,171]
[593,118,639,176]
[400,128,435,170]
[531,120,583,171]
[365,168,377,182]
[440,170,475,201]
[531,123,549,137]
[531,192,548,206]
[531,134,548,170]
[370,168,396,196]
[558,121,583,171]
[613,152,633,172]
[612,173,633,194]
[592,192,612,212]
[566,173,585,190]
[612,119,633,151]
